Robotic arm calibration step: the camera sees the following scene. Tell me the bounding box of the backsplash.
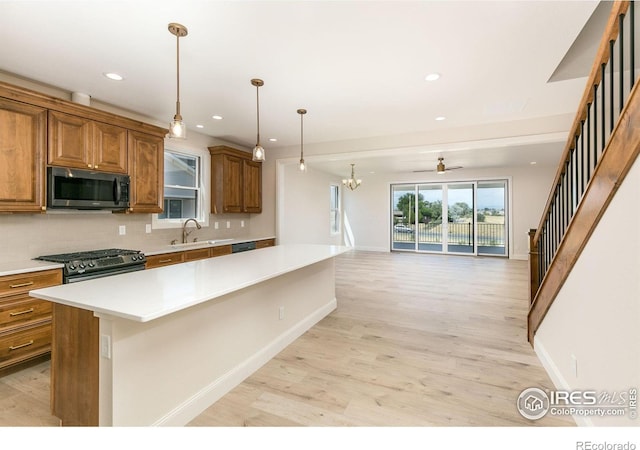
[0,212,255,262]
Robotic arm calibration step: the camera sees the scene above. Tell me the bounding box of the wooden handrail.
[534,1,629,243]
[528,80,640,342]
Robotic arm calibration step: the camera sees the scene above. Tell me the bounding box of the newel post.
[528,229,539,305]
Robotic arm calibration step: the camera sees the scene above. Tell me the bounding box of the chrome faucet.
[182,218,202,243]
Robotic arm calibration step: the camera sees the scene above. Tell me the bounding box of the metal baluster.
[620,13,625,113]
[610,40,615,133]
[601,63,607,152]
[580,121,586,195]
[593,84,598,167]
[631,1,635,89]
[586,104,591,183]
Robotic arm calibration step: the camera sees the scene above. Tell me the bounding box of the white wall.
[337,164,556,257]
[276,162,343,246]
[535,157,640,426]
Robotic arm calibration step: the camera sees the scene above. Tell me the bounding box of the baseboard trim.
[354,246,389,252]
[152,298,337,426]
[534,338,589,426]
[510,253,528,261]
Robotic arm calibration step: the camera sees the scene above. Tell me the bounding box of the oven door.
[47,167,130,210]
[65,264,145,284]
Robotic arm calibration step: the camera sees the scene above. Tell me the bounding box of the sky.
[392,183,506,211]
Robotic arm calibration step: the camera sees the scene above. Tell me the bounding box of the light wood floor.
[0,250,573,427]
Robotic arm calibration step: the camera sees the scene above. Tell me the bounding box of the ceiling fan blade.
[412,169,435,173]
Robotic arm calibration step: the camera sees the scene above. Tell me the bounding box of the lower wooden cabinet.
[145,252,185,269]
[0,268,61,373]
[145,240,273,269]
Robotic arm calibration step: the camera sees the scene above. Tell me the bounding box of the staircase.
[528,1,640,342]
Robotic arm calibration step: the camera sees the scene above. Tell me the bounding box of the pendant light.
[342,163,362,191]
[168,23,188,139]
[251,78,265,161]
[297,108,307,171]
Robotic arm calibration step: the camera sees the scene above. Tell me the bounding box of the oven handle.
[114,178,122,204]
[65,264,145,283]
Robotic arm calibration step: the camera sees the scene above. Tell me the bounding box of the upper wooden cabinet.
[0,81,167,214]
[209,146,262,214]
[128,131,164,213]
[48,110,128,173]
[0,98,46,213]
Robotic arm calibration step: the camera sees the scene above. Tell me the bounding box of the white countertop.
[141,236,276,256]
[29,244,350,322]
[0,259,64,277]
[0,236,275,277]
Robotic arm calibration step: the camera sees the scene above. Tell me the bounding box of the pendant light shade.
[297,108,307,172]
[251,78,265,161]
[342,163,362,191]
[168,23,188,139]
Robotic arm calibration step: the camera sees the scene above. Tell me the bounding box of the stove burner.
[36,248,146,283]
[36,248,141,263]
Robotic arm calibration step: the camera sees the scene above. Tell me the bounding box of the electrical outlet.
[145,224,152,234]
[101,335,112,359]
[214,222,219,230]
[118,225,126,236]
[226,221,231,229]
[279,306,285,320]
[241,220,245,228]
[571,354,578,378]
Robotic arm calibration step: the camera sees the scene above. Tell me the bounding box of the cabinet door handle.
[9,340,34,351]
[9,281,34,289]
[158,259,172,263]
[9,308,34,317]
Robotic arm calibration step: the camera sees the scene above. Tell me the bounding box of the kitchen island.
[29,244,350,426]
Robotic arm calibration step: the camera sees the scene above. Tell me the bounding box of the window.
[330,184,340,234]
[157,149,204,223]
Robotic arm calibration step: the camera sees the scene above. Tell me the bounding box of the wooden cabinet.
[209,146,262,214]
[48,110,127,173]
[128,131,164,213]
[184,248,211,262]
[145,252,185,269]
[0,268,61,373]
[0,98,46,213]
[256,238,276,249]
[210,245,232,257]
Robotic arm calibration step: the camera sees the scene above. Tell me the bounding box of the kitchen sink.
[170,239,234,248]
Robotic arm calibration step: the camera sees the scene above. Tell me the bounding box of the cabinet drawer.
[256,239,276,249]
[0,322,51,370]
[145,252,185,269]
[210,245,232,257]
[184,248,211,262]
[0,297,51,332]
[0,269,62,298]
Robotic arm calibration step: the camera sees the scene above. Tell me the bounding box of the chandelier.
[342,163,362,191]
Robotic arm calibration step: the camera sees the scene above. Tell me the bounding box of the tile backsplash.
[0,212,255,262]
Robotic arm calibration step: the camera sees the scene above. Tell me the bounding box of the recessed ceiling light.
[269,138,278,142]
[530,161,537,165]
[435,116,446,121]
[196,124,204,129]
[104,72,124,81]
[425,73,440,81]
[212,115,223,120]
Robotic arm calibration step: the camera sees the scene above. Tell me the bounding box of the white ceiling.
[0,1,602,175]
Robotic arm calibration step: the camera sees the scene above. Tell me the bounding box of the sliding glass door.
[391,180,508,256]
[446,183,474,254]
[477,180,508,256]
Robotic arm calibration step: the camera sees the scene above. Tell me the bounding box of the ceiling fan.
[413,157,463,174]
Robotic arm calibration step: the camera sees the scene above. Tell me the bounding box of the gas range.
[36,248,146,283]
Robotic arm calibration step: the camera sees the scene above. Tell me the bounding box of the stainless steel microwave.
[47,167,130,210]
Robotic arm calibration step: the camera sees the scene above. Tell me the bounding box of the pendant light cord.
[300,112,304,160]
[176,33,181,116]
[256,84,260,146]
